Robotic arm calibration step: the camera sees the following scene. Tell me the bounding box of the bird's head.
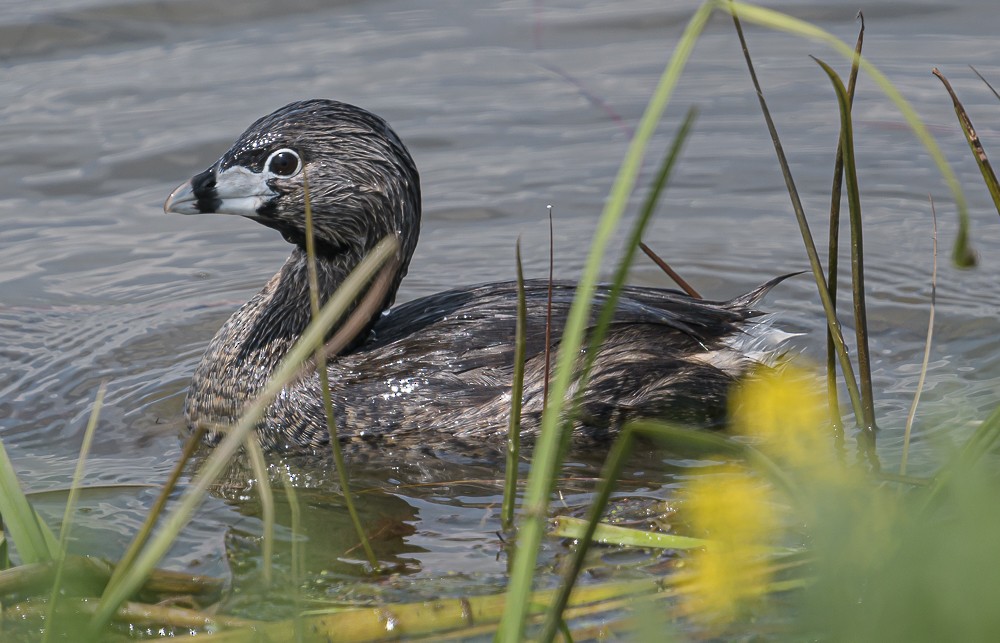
[165,99,421,272]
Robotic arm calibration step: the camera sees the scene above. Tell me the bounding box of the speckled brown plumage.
[165,99,788,453]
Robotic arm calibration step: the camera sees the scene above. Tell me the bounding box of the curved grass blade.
[105,425,206,592]
[538,426,637,643]
[570,106,698,407]
[244,436,274,586]
[813,57,877,442]
[729,7,866,426]
[933,67,1000,217]
[543,205,554,409]
[302,172,380,572]
[725,0,974,267]
[900,198,937,476]
[825,13,864,435]
[89,236,400,635]
[552,107,698,492]
[278,469,305,642]
[42,383,105,642]
[495,3,714,636]
[0,442,58,565]
[502,240,528,531]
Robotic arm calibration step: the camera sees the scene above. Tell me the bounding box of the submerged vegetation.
[2,0,1000,640]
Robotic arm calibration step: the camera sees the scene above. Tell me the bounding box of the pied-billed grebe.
[165,99,790,452]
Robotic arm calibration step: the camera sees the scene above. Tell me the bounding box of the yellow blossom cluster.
[681,464,777,626]
[682,363,834,627]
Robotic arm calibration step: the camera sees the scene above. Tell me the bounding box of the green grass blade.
[553,516,798,557]
[0,441,58,565]
[244,436,274,586]
[42,383,105,641]
[278,469,305,642]
[813,57,877,439]
[729,6,866,426]
[502,240,527,531]
[933,68,1000,217]
[538,426,636,642]
[495,4,715,640]
[558,107,697,467]
[726,0,974,267]
[551,516,710,550]
[548,107,697,501]
[89,236,399,635]
[543,205,554,409]
[824,15,864,435]
[105,425,206,592]
[302,173,380,573]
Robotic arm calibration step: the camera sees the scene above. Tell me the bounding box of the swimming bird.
[165,99,788,452]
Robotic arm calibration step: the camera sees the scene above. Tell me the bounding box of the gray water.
[2,0,1000,615]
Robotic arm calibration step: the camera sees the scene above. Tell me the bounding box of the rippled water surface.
[2,0,1000,617]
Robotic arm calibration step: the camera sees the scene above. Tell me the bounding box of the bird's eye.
[265,148,301,177]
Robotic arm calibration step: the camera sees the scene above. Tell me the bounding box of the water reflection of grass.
[2,0,1000,640]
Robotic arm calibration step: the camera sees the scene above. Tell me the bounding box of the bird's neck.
[187,246,388,431]
[239,246,386,362]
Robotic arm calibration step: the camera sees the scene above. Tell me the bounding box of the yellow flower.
[730,363,830,466]
[681,464,777,627]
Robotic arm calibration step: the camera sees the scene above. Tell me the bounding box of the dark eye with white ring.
[265,148,301,177]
